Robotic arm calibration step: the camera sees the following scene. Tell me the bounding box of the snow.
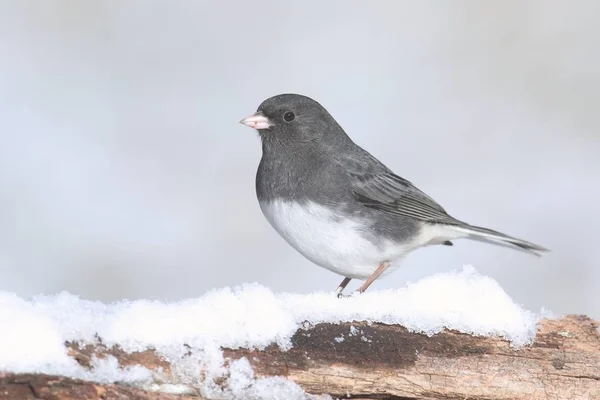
[0,266,548,399]
[215,358,316,400]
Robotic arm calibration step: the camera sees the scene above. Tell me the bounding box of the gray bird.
[240,94,548,296]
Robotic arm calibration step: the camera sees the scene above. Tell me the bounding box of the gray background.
[1,1,598,319]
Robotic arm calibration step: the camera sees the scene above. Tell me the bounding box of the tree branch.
[1,315,599,399]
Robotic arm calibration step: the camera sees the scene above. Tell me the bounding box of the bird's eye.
[283,111,295,123]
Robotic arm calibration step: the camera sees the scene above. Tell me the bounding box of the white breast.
[259,200,416,279]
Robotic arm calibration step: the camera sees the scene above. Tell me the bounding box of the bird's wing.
[350,171,458,224]
[337,152,549,255]
[333,148,458,224]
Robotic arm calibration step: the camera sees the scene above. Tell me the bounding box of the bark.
[1,315,599,400]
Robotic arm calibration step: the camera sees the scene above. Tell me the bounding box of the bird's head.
[240,94,346,146]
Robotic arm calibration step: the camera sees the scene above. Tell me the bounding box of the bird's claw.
[336,291,361,298]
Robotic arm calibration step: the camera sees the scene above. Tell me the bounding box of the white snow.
[0,266,548,399]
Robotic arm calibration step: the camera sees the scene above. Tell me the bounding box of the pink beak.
[239,111,273,130]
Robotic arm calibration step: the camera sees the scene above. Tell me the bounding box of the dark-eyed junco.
[240,94,548,296]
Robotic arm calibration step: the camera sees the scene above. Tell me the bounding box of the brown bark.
[0,373,192,400]
[1,315,599,400]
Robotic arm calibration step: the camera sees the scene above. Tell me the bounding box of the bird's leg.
[356,261,390,294]
[335,277,352,298]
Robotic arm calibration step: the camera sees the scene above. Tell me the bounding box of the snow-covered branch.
[1,315,599,399]
[1,267,599,399]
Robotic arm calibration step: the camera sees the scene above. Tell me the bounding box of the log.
[1,315,599,400]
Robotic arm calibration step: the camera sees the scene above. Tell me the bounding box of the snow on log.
[1,267,599,399]
[1,315,599,399]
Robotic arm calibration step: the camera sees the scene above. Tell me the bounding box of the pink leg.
[357,261,390,294]
[335,277,352,297]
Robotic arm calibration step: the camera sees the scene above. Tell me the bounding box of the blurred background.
[0,1,598,319]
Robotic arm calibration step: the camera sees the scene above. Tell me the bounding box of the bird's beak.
[239,111,273,130]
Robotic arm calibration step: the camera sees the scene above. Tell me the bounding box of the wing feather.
[351,172,457,224]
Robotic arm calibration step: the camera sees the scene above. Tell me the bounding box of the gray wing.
[334,147,459,224]
[350,171,459,225]
[337,151,549,254]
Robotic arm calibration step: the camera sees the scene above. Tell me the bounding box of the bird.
[239,93,549,296]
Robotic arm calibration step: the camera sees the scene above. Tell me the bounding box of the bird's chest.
[258,199,395,278]
[256,152,336,202]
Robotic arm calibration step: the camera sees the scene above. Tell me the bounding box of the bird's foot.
[334,277,352,298]
[336,290,362,299]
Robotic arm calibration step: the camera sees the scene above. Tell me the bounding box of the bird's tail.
[448,222,549,256]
